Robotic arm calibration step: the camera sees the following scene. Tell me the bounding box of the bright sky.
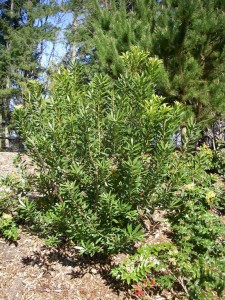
[40,11,74,67]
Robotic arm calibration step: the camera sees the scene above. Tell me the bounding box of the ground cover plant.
[112,145,225,299]
[1,48,224,299]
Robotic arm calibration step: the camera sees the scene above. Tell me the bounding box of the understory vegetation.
[1,48,225,299]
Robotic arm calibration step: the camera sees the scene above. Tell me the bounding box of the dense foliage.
[77,0,225,123]
[12,48,185,254]
[0,48,220,299]
[112,144,225,299]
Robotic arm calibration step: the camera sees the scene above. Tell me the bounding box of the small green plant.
[0,213,18,241]
[0,173,33,242]
[111,242,176,285]
[0,175,20,242]
[212,148,225,176]
[16,198,38,224]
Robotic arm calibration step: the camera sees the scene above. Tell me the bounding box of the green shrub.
[212,148,225,176]
[13,47,185,254]
[0,213,18,241]
[112,146,225,299]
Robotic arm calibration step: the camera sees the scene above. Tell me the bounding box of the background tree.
[60,0,95,65]
[77,0,225,125]
[0,0,58,149]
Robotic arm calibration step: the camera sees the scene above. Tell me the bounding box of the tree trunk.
[0,101,9,150]
[71,15,77,63]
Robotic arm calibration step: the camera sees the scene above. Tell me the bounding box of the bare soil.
[0,224,170,300]
[0,152,18,178]
[0,231,129,300]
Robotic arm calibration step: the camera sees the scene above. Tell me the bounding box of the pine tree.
[60,0,92,64]
[77,0,225,124]
[152,0,225,124]
[0,0,58,149]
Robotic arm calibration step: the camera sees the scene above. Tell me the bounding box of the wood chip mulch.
[0,231,129,300]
